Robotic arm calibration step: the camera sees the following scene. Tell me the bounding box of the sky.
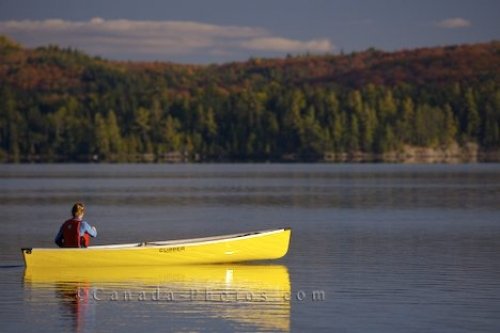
[0,0,499,64]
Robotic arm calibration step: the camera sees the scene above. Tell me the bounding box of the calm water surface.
[0,164,499,332]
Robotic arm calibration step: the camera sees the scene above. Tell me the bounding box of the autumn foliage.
[0,35,499,162]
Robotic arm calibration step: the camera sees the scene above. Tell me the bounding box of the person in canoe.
[55,202,97,248]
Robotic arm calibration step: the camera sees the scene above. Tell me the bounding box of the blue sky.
[0,0,498,63]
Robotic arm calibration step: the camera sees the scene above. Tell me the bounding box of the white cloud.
[241,37,333,53]
[0,18,334,61]
[437,18,472,29]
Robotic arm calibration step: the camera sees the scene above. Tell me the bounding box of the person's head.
[72,202,85,219]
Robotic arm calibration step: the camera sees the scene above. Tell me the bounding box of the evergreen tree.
[465,89,480,140]
[93,113,110,158]
[441,104,458,145]
[107,111,124,160]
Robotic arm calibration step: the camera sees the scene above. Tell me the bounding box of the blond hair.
[72,202,85,218]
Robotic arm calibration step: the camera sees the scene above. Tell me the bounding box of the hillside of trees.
[1,35,499,162]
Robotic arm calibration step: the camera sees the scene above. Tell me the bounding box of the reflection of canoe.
[22,228,291,268]
[24,265,290,291]
[24,265,291,332]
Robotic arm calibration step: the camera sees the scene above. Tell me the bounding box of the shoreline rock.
[323,143,500,163]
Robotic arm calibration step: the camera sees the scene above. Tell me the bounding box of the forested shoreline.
[1,36,499,162]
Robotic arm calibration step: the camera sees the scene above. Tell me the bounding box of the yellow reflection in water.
[24,265,290,332]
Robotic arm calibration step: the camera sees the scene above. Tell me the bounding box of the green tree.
[282,89,306,153]
[107,111,124,160]
[93,113,110,158]
[134,107,152,153]
[359,106,377,151]
[347,113,360,152]
[162,115,182,151]
[378,90,397,121]
[330,111,345,152]
[395,97,415,143]
[441,104,458,145]
[300,106,325,157]
[0,88,21,161]
[465,89,480,139]
[482,105,500,147]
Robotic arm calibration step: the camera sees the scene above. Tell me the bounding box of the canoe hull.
[22,228,291,268]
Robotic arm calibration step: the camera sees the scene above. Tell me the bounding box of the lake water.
[0,164,499,332]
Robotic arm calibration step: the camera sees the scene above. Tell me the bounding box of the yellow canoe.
[22,228,291,268]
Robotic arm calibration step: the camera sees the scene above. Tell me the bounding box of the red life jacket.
[61,218,91,248]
